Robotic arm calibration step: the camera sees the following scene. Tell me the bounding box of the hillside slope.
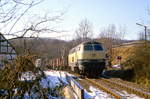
[111,41,150,87]
[111,43,141,66]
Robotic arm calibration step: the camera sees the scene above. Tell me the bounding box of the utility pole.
[136,23,147,41]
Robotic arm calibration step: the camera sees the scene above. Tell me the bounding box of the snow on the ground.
[20,71,36,81]
[118,91,144,99]
[84,86,114,99]
[39,70,144,99]
[40,70,68,88]
[84,86,144,99]
[21,70,69,99]
[112,64,121,69]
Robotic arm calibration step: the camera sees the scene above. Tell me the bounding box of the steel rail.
[65,71,150,98]
[85,78,124,99]
[101,78,150,99]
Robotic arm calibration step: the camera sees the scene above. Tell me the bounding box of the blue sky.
[28,0,150,40]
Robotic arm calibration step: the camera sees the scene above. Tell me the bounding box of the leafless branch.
[0,0,10,7]
[8,0,45,34]
[75,18,93,41]
[0,0,65,41]
[12,0,44,6]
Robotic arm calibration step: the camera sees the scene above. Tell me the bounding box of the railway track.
[85,78,124,99]
[106,78,150,92]
[80,78,150,99]
[100,78,150,99]
[68,72,150,99]
[69,72,124,99]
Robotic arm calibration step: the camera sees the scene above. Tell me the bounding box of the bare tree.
[99,24,126,49]
[99,24,126,67]
[138,31,145,40]
[99,24,115,50]
[148,29,150,40]
[118,25,126,40]
[0,0,64,38]
[0,0,43,34]
[75,18,93,42]
[138,29,150,41]
[146,8,150,40]
[0,0,65,54]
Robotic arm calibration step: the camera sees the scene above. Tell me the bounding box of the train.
[47,41,106,76]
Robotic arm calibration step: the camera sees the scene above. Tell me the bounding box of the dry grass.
[111,45,137,66]
[129,42,150,87]
[111,42,150,87]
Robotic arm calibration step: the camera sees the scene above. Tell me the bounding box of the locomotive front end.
[77,41,106,76]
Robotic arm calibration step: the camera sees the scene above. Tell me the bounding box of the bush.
[0,55,39,97]
[0,55,64,98]
[127,42,150,87]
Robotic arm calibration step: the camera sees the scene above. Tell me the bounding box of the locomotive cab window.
[94,44,103,51]
[84,44,103,51]
[84,44,93,51]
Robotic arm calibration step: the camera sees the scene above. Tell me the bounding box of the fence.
[66,74,84,99]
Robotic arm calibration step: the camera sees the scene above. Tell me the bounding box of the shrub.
[127,42,150,87]
[0,55,65,98]
[0,55,38,97]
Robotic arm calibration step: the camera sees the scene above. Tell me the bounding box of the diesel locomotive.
[68,41,106,76]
